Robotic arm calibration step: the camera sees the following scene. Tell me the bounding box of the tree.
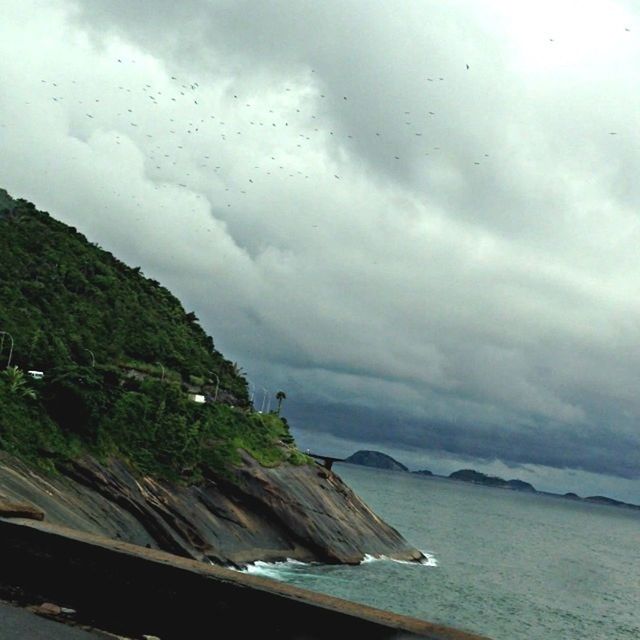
[231,361,246,376]
[275,390,286,415]
[1,366,36,399]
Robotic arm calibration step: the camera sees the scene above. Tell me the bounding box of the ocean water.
[244,463,640,640]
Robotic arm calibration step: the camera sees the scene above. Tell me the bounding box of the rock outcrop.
[0,452,423,566]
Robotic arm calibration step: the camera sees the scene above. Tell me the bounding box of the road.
[0,602,104,639]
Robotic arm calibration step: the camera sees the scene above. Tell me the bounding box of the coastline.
[0,517,490,640]
[0,451,423,567]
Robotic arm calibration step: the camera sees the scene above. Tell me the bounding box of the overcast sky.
[1,0,639,501]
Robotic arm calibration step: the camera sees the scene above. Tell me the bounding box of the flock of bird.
[31,57,497,216]
[18,25,632,219]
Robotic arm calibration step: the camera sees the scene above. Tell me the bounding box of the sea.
[243,463,640,640]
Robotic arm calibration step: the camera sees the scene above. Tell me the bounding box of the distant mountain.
[449,469,536,493]
[506,479,536,492]
[448,470,640,510]
[340,450,640,511]
[584,496,640,510]
[344,450,408,471]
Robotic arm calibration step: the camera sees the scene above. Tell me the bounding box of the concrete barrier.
[0,518,490,640]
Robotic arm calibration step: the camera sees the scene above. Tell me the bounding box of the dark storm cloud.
[2,0,640,492]
[287,401,639,479]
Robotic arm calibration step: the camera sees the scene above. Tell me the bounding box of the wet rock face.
[232,453,423,564]
[0,452,422,566]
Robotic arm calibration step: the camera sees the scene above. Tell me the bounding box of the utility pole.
[84,349,96,367]
[0,331,14,368]
[209,372,219,401]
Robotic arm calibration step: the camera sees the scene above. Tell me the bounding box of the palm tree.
[1,366,36,399]
[231,361,246,377]
[275,390,286,415]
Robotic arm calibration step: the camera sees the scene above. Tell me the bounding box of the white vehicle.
[27,370,44,380]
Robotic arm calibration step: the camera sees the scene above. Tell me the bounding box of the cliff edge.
[0,188,423,566]
[0,451,422,566]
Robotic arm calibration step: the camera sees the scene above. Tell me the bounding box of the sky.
[1,0,639,501]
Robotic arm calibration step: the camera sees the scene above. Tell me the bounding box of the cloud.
[286,398,639,477]
[2,0,640,494]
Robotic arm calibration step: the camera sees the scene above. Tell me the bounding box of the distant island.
[449,469,536,492]
[343,450,408,471]
[447,469,640,509]
[342,450,640,511]
[580,495,640,509]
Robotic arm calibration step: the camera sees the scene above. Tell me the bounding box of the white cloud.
[2,0,640,496]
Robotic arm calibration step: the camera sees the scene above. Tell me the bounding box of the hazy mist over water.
[247,465,640,640]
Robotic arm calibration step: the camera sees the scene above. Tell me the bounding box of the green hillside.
[0,189,242,389]
[0,189,302,481]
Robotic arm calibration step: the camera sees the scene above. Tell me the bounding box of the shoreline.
[0,517,490,640]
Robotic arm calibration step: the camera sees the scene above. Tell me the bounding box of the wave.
[235,549,438,580]
[360,550,438,567]
[237,558,313,579]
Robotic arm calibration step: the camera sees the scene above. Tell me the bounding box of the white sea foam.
[360,553,379,564]
[234,550,438,580]
[418,551,439,567]
[238,558,311,579]
[360,550,438,567]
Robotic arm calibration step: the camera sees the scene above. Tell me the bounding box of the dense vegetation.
[0,189,304,480]
[0,189,243,394]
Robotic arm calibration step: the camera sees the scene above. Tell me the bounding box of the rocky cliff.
[0,451,423,566]
[0,189,423,568]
